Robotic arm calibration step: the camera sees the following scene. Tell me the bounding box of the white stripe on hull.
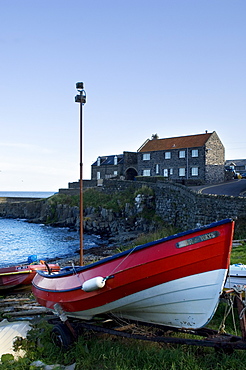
[67,269,227,329]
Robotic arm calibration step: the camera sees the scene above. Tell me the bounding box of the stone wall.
[0,180,246,238]
[205,132,225,183]
[92,179,246,230]
[154,183,244,230]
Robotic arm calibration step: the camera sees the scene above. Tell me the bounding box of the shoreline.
[48,244,118,268]
[47,230,142,268]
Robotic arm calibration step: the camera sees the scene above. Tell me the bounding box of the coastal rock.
[2,179,246,237]
[0,193,156,239]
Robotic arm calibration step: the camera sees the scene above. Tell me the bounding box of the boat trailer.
[50,288,246,352]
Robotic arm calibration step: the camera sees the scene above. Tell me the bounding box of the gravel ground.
[47,244,118,268]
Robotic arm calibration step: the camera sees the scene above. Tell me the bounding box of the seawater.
[0,218,101,267]
[0,191,55,198]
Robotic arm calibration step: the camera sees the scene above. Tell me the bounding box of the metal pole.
[75,82,86,266]
[79,97,83,266]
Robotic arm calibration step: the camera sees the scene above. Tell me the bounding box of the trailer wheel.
[51,323,74,349]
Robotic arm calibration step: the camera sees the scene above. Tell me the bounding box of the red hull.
[0,263,60,290]
[32,219,234,323]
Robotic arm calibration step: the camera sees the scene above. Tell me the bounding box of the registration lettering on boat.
[176,231,220,248]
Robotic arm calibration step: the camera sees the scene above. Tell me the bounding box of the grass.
[83,185,154,213]
[115,226,179,253]
[47,186,155,217]
[47,193,80,208]
[231,242,246,265]
[2,311,246,370]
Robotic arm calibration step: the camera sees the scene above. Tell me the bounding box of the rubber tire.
[51,323,74,349]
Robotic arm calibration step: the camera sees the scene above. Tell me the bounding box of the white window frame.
[156,164,159,174]
[179,150,185,158]
[163,169,168,177]
[143,153,150,161]
[192,149,198,158]
[97,171,101,180]
[97,157,101,166]
[191,167,198,176]
[143,169,151,176]
[114,156,117,165]
[179,168,185,177]
[165,152,171,159]
[114,171,118,176]
[170,168,173,175]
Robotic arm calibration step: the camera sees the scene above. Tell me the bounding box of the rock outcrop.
[1,179,246,240]
[0,193,157,244]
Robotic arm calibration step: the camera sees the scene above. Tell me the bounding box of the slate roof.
[138,132,213,152]
[225,159,246,167]
[92,154,124,166]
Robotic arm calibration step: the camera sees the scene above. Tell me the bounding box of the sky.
[0,0,245,192]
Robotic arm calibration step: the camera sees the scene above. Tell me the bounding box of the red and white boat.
[32,218,234,330]
[225,263,246,289]
[0,262,60,290]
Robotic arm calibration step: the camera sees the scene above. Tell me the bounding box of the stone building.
[91,154,124,180]
[91,131,225,184]
[91,152,138,181]
[225,159,246,176]
[138,131,225,183]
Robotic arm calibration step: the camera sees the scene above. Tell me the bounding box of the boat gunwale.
[34,218,233,280]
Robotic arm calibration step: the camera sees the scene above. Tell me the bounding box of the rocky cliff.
[0,190,158,244]
[1,180,246,240]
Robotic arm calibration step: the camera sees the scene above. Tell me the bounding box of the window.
[97,157,101,166]
[114,171,118,176]
[179,150,185,158]
[156,164,159,174]
[179,168,185,177]
[163,169,168,177]
[114,156,117,165]
[192,149,198,157]
[170,168,173,175]
[97,172,101,180]
[143,169,150,176]
[191,167,198,176]
[143,153,150,160]
[165,152,171,159]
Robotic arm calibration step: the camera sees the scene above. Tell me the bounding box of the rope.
[239,306,246,320]
[107,245,139,277]
[218,295,237,336]
[231,297,238,336]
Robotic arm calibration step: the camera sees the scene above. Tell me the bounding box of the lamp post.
[75,82,86,266]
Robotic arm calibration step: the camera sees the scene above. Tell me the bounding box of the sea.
[0,191,56,198]
[0,191,101,267]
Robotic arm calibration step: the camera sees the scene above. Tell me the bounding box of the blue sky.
[0,0,245,191]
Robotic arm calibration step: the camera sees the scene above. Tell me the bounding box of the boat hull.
[225,264,246,289]
[0,264,60,290]
[69,269,227,329]
[32,219,234,329]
